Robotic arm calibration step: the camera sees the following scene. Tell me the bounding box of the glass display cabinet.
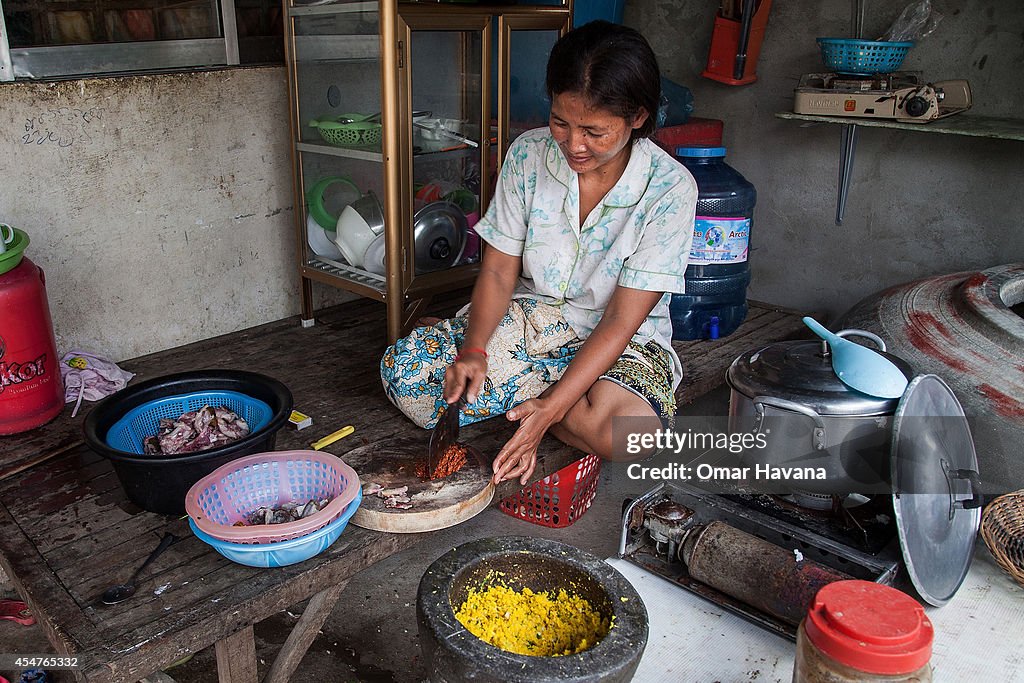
[283,0,571,342]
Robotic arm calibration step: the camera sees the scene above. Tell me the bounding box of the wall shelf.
[289,1,379,18]
[776,112,1024,142]
[296,141,383,162]
[776,111,1024,225]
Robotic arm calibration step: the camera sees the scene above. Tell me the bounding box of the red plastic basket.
[499,454,601,528]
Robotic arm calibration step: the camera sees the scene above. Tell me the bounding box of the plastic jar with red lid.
[793,580,933,683]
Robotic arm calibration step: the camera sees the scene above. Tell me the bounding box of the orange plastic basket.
[499,454,601,528]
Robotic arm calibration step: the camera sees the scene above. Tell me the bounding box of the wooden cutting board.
[343,435,494,533]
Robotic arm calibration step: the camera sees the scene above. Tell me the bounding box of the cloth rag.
[59,351,135,418]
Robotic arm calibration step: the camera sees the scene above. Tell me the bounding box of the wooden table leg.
[215,624,258,683]
[263,580,349,683]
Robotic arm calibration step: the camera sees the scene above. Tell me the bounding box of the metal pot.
[726,330,913,499]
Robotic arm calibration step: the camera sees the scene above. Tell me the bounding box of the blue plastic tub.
[189,489,362,568]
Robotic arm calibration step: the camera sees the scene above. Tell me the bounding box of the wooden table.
[0,298,805,682]
[0,298,581,683]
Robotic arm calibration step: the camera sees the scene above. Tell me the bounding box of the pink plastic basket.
[499,454,601,528]
[185,450,360,544]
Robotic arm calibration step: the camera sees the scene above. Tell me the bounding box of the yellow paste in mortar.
[455,584,611,657]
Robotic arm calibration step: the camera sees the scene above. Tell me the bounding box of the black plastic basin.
[83,369,293,515]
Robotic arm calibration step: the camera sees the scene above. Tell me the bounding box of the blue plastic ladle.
[803,317,909,399]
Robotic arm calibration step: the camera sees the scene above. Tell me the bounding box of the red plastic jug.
[0,257,64,434]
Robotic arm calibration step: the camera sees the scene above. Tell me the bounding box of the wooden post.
[263,581,349,683]
[215,625,258,683]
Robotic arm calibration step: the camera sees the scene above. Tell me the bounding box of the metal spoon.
[101,533,176,605]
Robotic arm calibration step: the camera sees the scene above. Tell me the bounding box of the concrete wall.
[0,67,321,362]
[628,0,1024,320]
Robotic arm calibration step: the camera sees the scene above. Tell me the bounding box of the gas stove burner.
[642,500,696,560]
[649,500,694,524]
[793,71,972,123]
[620,482,901,641]
[803,71,924,92]
[744,489,894,555]
[771,491,882,550]
[779,490,871,511]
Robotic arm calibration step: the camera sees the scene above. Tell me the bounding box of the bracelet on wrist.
[455,347,488,362]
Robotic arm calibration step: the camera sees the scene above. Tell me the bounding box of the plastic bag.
[879,0,943,42]
[657,77,694,128]
[59,350,135,418]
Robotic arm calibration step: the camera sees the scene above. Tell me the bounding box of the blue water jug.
[670,146,756,340]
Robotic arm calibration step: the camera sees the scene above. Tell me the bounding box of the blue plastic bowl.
[189,489,362,567]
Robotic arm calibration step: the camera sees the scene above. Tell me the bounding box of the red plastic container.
[652,117,724,155]
[702,0,773,86]
[0,258,64,435]
[794,580,934,681]
[499,453,601,528]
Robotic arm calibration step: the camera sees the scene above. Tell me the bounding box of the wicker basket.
[981,490,1024,587]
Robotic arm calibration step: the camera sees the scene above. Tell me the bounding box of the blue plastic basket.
[188,490,362,568]
[817,38,914,75]
[106,390,272,454]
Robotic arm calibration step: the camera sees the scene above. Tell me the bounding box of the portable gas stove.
[618,481,901,641]
[793,71,971,123]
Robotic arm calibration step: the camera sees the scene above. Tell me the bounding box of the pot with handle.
[726,330,914,501]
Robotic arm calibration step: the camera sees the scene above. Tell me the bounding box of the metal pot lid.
[726,338,913,416]
[890,374,981,606]
[413,201,466,274]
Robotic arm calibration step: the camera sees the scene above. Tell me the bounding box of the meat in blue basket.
[143,405,251,455]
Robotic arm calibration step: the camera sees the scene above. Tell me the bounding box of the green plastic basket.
[309,115,382,148]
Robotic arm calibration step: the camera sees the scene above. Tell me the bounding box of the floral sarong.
[380,298,678,429]
[380,299,582,429]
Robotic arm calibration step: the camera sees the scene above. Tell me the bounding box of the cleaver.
[427,399,462,477]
